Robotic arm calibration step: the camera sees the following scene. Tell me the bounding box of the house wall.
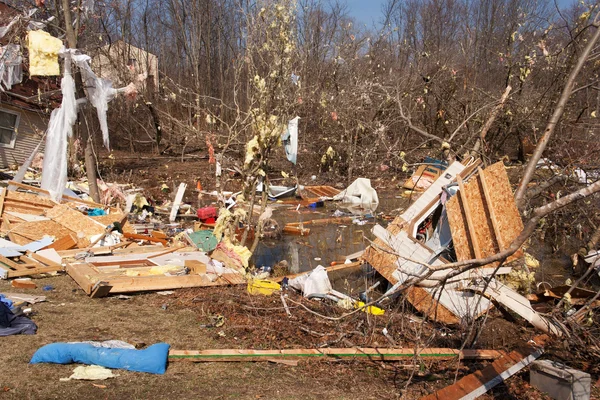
[93,41,159,92]
[0,103,46,168]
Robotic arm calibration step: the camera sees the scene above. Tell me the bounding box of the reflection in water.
[251,196,408,273]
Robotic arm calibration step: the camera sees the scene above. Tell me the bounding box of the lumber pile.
[0,184,247,296]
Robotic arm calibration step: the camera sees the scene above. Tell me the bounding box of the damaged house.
[0,1,57,169]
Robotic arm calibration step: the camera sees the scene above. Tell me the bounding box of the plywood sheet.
[447,162,523,265]
[46,204,106,238]
[5,190,56,208]
[10,220,76,243]
[481,162,524,259]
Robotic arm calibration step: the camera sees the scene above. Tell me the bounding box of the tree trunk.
[514,24,600,210]
[62,0,101,203]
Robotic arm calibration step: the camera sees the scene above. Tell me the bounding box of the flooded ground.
[251,193,409,274]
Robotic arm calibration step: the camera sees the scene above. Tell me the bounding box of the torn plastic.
[289,265,332,297]
[27,30,62,76]
[72,54,123,149]
[0,44,23,91]
[281,116,299,165]
[40,52,77,201]
[333,178,379,205]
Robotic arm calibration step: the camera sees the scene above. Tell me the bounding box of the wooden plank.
[282,225,310,236]
[65,263,98,294]
[457,175,482,259]
[286,216,354,227]
[90,283,113,298]
[99,273,240,294]
[0,255,22,269]
[123,232,168,245]
[43,234,78,251]
[5,264,63,278]
[0,188,7,219]
[168,347,505,363]
[421,336,549,400]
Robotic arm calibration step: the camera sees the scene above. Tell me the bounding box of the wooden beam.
[457,175,482,258]
[168,347,506,363]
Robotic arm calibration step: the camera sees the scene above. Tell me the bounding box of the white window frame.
[0,108,19,149]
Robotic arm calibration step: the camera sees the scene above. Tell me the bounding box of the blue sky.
[346,0,577,27]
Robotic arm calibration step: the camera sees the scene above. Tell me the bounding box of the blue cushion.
[30,342,170,374]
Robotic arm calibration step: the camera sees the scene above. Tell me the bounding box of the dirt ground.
[0,272,573,400]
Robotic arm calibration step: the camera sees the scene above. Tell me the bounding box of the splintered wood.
[446,162,523,265]
[66,250,246,297]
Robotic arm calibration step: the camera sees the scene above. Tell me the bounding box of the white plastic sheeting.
[0,44,23,91]
[289,265,332,297]
[281,116,299,165]
[40,52,77,202]
[333,178,379,205]
[72,54,120,149]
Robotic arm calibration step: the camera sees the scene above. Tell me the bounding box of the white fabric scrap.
[40,52,77,202]
[60,365,119,381]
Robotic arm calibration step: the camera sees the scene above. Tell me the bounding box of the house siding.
[0,104,46,168]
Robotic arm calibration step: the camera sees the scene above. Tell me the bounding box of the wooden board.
[43,234,78,251]
[303,186,341,197]
[406,286,460,325]
[421,335,549,400]
[46,204,106,238]
[66,259,246,297]
[169,347,506,363]
[446,162,523,265]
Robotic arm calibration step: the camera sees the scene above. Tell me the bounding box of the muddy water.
[251,194,409,274]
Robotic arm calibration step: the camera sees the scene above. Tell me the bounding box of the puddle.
[251,194,409,274]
